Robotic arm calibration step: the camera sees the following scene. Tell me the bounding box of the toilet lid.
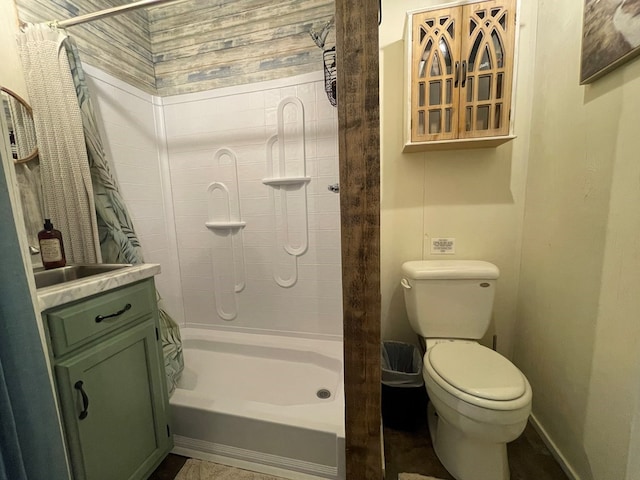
[428,343,526,401]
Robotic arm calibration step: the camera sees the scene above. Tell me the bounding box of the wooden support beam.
[335,0,382,478]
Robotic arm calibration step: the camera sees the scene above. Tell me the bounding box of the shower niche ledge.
[262,176,311,187]
[205,220,246,232]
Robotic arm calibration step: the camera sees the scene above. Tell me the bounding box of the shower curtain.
[17,24,184,395]
[16,23,101,263]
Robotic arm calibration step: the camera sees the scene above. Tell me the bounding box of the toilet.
[401,260,532,480]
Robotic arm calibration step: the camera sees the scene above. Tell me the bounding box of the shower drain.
[316,388,332,399]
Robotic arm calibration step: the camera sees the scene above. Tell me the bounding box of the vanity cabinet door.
[54,320,171,480]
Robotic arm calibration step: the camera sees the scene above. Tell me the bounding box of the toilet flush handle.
[400,278,412,289]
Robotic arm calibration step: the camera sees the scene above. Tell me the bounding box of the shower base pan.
[170,328,345,480]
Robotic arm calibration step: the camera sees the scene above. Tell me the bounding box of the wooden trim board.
[335,0,383,478]
[403,135,516,153]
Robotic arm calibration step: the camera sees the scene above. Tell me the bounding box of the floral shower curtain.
[63,37,184,395]
[18,24,183,395]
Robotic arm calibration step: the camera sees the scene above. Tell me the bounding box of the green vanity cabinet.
[44,278,172,480]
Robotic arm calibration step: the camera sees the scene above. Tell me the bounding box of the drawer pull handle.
[95,303,132,323]
[74,381,89,420]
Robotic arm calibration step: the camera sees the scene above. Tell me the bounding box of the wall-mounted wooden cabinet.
[403,0,518,152]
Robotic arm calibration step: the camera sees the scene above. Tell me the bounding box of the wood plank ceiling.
[16,0,335,96]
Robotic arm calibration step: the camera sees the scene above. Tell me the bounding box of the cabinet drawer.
[46,280,156,357]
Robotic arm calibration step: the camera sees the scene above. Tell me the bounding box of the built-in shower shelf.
[205,221,246,231]
[262,176,311,187]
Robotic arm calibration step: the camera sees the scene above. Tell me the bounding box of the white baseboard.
[172,435,337,480]
[529,414,580,480]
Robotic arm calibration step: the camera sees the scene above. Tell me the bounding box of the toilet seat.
[425,342,531,411]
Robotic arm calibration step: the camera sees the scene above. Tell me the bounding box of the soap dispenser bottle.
[38,219,66,269]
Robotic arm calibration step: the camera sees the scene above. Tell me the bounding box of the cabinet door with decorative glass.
[458,0,516,139]
[406,0,517,148]
[411,6,460,142]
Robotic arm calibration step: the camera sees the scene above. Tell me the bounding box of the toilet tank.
[401,260,499,339]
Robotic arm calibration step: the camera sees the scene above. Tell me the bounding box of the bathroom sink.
[34,264,132,289]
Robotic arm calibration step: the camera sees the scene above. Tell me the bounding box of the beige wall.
[514,0,640,478]
[381,0,640,477]
[379,0,538,357]
[0,0,26,95]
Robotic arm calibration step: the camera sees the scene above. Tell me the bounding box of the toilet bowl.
[400,260,533,480]
[423,340,532,480]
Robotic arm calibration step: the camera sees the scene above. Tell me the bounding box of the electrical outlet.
[430,237,455,255]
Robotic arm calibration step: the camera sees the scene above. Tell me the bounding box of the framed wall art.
[581,0,640,84]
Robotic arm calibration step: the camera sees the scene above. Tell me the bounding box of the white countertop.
[37,263,161,311]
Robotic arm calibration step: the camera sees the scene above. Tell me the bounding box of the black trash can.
[381,341,427,430]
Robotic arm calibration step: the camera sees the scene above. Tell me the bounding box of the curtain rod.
[51,0,181,28]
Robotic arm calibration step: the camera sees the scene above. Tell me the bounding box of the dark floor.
[147,453,188,480]
[149,397,569,480]
[383,391,569,480]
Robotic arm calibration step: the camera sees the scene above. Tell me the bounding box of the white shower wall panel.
[163,72,343,338]
[82,65,184,325]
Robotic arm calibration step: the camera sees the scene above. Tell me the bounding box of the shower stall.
[86,65,344,479]
[13,0,346,476]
